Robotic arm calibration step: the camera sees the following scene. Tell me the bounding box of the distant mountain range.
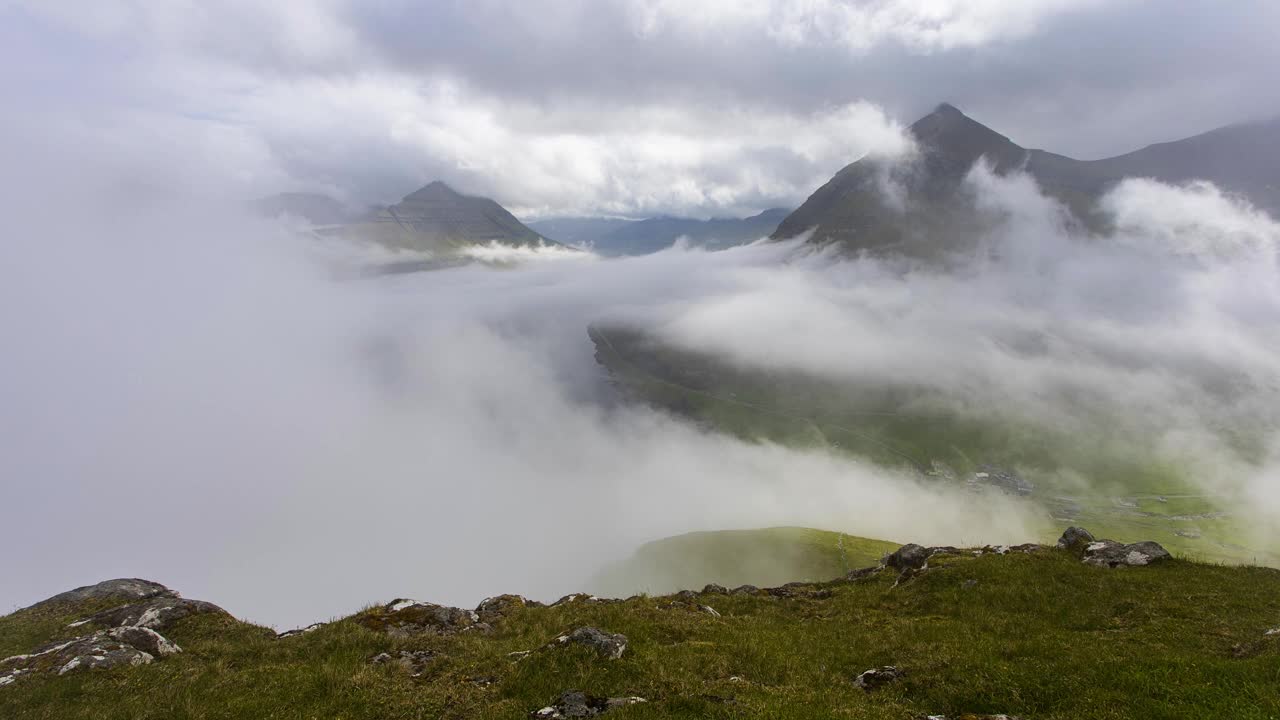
[259,181,556,255]
[529,208,791,256]
[772,103,1280,255]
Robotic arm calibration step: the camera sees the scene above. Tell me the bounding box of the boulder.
[1081,539,1172,568]
[73,597,228,632]
[701,584,728,595]
[853,665,903,691]
[370,650,436,677]
[885,544,932,571]
[22,579,175,613]
[555,627,628,660]
[1056,527,1096,555]
[476,594,540,624]
[1,626,180,686]
[531,690,646,718]
[730,585,761,596]
[355,599,484,637]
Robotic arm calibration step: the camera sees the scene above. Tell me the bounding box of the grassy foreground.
[4,540,1280,719]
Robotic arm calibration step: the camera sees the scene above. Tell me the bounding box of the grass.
[590,527,900,596]
[4,545,1280,719]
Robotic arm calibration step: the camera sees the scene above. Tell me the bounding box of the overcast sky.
[4,0,1279,218]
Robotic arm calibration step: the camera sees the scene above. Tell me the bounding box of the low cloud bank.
[2,156,1277,628]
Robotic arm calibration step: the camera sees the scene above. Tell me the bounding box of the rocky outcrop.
[72,597,228,632]
[1056,527,1096,554]
[355,599,486,638]
[555,627,628,660]
[885,543,933,571]
[1082,540,1172,568]
[531,690,646,718]
[853,665,903,691]
[370,650,437,677]
[22,579,175,613]
[476,594,541,624]
[1,626,180,686]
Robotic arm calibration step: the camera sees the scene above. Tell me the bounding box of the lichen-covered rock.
[885,543,932,571]
[476,594,540,624]
[370,650,437,677]
[555,627,628,660]
[845,566,881,581]
[1082,539,1172,568]
[531,690,646,718]
[0,626,180,686]
[1056,526,1096,555]
[701,584,728,595]
[22,579,175,613]
[853,665,903,691]
[355,599,484,637]
[73,597,228,632]
[730,584,761,596]
[551,593,602,607]
[277,623,326,639]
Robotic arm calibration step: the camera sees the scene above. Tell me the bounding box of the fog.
[3,138,1278,628]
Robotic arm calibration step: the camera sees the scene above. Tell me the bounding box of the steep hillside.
[773,104,1280,254]
[4,531,1280,719]
[333,181,556,254]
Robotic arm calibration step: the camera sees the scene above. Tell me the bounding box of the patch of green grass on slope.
[4,548,1280,719]
[591,528,899,596]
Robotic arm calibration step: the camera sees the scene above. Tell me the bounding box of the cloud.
[5,1,1279,217]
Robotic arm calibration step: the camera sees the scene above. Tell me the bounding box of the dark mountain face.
[255,193,352,226]
[330,181,554,254]
[533,208,790,256]
[773,104,1280,256]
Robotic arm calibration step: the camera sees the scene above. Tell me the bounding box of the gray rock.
[674,590,698,601]
[74,597,227,632]
[845,566,881,581]
[1056,526,1096,555]
[962,579,979,590]
[556,627,628,660]
[277,623,326,639]
[355,599,482,637]
[885,543,932,571]
[531,690,645,718]
[1082,539,1172,568]
[0,626,180,686]
[730,585,761,596]
[370,650,436,677]
[476,594,540,624]
[853,665,903,691]
[22,579,175,613]
[701,584,728,595]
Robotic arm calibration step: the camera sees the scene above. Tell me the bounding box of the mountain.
[531,208,790,256]
[255,192,353,226]
[525,217,635,247]
[5,529,1280,718]
[330,181,555,254]
[773,104,1280,254]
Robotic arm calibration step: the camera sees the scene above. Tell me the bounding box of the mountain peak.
[402,181,463,203]
[932,102,964,117]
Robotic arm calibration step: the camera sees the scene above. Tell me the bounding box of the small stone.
[700,605,721,617]
[370,649,436,677]
[530,690,645,718]
[853,665,903,691]
[962,579,978,590]
[556,627,628,660]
